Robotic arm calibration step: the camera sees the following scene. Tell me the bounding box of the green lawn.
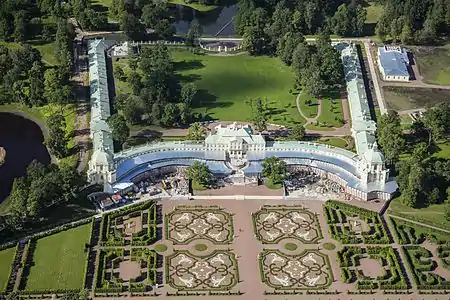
[433,140,450,159]
[0,246,16,291]
[168,0,218,11]
[400,114,412,130]
[32,41,58,66]
[414,44,450,85]
[172,51,302,126]
[389,197,450,231]
[317,97,344,127]
[364,1,384,24]
[316,137,348,149]
[25,223,92,290]
[298,92,319,118]
[0,40,57,67]
[383,86,450,111]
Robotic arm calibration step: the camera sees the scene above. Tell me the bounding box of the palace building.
[87,40,397,201]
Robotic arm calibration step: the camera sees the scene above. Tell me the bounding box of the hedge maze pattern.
[95,248,159,293]
[323,200,390,244]
[337,246,409,290]
[252,206,322,244]
[165,206,233,245]
[437,245,450,270]
[165,250,239,291]
[390,217,450,245]
[100,201,159,247]
[259,250,332,290]
[402,246,450,290]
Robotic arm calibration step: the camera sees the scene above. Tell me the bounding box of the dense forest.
[377,103,450,209]
[376,0,450,44]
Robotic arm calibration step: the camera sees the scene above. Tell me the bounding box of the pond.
[171,4,237,36]
[0,113,51,203]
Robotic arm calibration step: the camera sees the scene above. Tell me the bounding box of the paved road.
[383,81,450,90]
[363,42,387,115]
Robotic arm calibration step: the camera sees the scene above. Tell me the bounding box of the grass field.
[297,92,319,118]
[114,51,304,126]
[172,51,301,125]
[389,197,450,231]
[168,0,218,11]
[0,40,57,67]
[383,86,450,110]
[316,137,348,149]
[0,246,16,291]
[414,44,450,85]
[364,1,384,24]
[25,223,92,290]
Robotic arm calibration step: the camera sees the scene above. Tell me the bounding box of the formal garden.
[99,201,159,247]
[337,246,409,290]
[402,246,450,290]
[252,205,322,244]
[259,249,332,290]
[165,205,234,245]
[323,200,390,244]
[94,248,160,293]
[165,250,239,291]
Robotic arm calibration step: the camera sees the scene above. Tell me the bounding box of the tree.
[47,113,68,158]
[44,68,63,104]
[13,11,27,42]
[187,122,206,141]
[245,97,268,132]
[8,177,29,221]
[127,71,142,96]
[108,114,130,145]
[180,82,197,108]
[289,124,306,141]
[186,21,202,46]
[161,103,179,127]
[122,95,143,124]
[242,26,266,55]
[377,110,405,164]
[262,156,287,185]
[187,161,211,187]
[29,61,46,106]
[114,65,125,81]
[422,103,450,141]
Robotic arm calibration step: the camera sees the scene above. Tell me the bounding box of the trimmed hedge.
[402,246,450,290]
[337,246,409,290]
[323,201,390,245]
[390,217,450,245]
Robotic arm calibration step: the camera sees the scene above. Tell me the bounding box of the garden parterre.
[2,198,450,298]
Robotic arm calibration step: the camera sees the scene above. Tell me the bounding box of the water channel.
[0,112,51,203]
[171,4,237,36]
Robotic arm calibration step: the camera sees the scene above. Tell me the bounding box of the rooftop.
[378,46,410,77]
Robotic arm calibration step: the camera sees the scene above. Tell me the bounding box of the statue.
[0,146,5,167]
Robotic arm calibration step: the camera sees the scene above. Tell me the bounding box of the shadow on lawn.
[174,60,205,72]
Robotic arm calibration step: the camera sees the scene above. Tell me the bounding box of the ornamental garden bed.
[337,246,409,290]
[165,250,239,291]
[323,200,390,244]
[165,205,233,245]
[252,205,322,244]
[402,246,450,290]
[99,201,159,247]
[259,249,332,290]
